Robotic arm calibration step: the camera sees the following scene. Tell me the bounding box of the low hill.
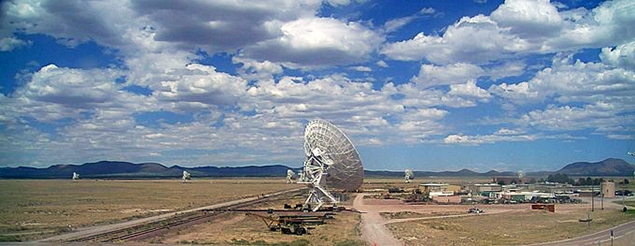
[364,168,515,178]
[555,158,635,176]
[1,158,632,179]
[0,161,293,179]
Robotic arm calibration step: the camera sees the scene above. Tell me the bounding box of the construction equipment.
[245,212,332,235]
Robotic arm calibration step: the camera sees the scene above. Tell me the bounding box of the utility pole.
[600,182,604,210]
[591,184,595,212]
[623,190,627,212]
[601,193,604,210]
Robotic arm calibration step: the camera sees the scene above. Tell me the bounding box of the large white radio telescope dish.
[72,172,79,181]
[298,119,364,211]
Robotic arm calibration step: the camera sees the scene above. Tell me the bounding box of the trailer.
[245,212,333,235]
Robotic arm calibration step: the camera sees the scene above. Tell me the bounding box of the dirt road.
[353,194,403,246]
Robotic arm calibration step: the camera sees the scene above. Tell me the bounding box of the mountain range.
[555,158,635,176]
[0,161,293,179]
[0,158,633,179]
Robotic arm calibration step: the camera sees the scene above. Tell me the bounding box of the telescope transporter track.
[65,189,305,243]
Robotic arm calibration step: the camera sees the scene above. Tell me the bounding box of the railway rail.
[61,188,306,243]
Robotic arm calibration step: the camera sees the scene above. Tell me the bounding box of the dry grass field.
[148,191,365,246]
[388,207,635,246]
[0,178,301,241]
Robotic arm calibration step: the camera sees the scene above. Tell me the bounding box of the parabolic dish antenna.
[72,172,79,181]
[286,169,297,183]
[404,169,414,183]
[182,171,191,183]
[298,119,364,211]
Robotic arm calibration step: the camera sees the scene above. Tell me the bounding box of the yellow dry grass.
[0,179,301,241]
[388,208,635,246]
[151,192,365,245]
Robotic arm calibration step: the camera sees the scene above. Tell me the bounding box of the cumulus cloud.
[0,64,154,122]
[155,64,248,109]
[490,0,563,38]
[232,58,284,82]
[240,17,384,67]
[549,0,635,49]
[3,0,382,69]
[518,102,630,132]
[412,63,484,87]
[490,54,635,108]
[2,0,132,48]
[0,36,30,51]
[131,0,320,52]
[600,41,635,71]
[351,66,372,72]
[443,132,538,145]
[382,0,635,65]
[488,81,540,104]
[447,80,492,102]
[412,60,526,89]
[382,14,529,64]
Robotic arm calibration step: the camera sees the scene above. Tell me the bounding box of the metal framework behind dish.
[298,119,363,211]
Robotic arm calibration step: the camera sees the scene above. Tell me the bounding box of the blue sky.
[0,0,634,172]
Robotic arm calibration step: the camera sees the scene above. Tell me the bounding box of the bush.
[334,239,365,246]
[0,235,21,242]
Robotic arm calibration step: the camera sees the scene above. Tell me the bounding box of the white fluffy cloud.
[412,63,484,87]
[240,17,384,67]
[600,41,635,71]
[0,36,30,51]
[2,0,133,48]
[490,54,635,109]
[1,64,153,122]
[155,64,248,109]
[518,102,634,133]
[447,80,492,102]
[490,0,563,38]
[382,14,529,64]
[382,0,635,65]
[131,0,320,52]
[443,132,538,145]
[2,0,380,69]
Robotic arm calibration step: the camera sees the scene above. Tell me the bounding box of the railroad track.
[66,188,306,243]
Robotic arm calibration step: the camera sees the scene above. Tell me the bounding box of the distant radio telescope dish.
[286,169,297,183]
[72,172,79,181]
[404,169,414,183]
[518,171,524,179]
[182,171,191,183]
[298,119,364,211]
